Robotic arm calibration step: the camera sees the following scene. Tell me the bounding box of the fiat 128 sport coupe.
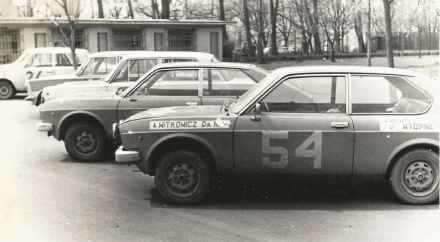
[115,66,439,205]
[37,62,268,162]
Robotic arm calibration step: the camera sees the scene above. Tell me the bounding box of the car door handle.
[331,122,349,128]
[129,99,137,102]
[186,102,198,106]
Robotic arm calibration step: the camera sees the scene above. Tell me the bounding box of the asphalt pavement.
[0,95,439,242]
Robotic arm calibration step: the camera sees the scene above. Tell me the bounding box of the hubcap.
[402,161,437,196]
[0,85,10,96]
[73,131,98,155]
[166,162,199,197]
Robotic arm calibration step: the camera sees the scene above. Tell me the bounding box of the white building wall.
[196,28,223,60]
[145,28,165,50]
[86,27,110,53]
[22,27,50,49]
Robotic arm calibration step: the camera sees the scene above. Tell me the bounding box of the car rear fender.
[143,133,218,176]
[385,138,439,176]
[57,111,107,140]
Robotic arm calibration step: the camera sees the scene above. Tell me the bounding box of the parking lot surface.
[0,96,439,242]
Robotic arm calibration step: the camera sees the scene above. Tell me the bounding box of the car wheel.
[390,149,439,204]
[155,150,211,205]
[0,81,15,100]
[64,121,108,162]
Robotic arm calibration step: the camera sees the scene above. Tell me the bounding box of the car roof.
[117,51,216,61]
[88,51,139,57]
[151,61,257,70]
[25,47,88,54]
[273,65,420,77]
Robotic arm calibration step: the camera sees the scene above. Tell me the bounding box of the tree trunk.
[70,26,78,70]
[354,10,366,53]
[242,0,254,57]
[269,0,279,56]
[127,0,134,18]
[330,43,335,62]
[312,0,322,54]
[382,0,394,67]
[161,0,170,19]
[97,0,104,18]
[257,0,265,63]
[367,0,371,65]
[218,0,228,42]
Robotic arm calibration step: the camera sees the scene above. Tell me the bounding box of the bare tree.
[383,0,394,67]
[276,0,294,49]
[47,0,82,70]
[311,0,322,54]
[257,0,265,63]
[109,5,123,18]
[269,0,280,56]
[219,0,228,41]
[97,0,104,18]
[161,0,171,19]
[354,9,366,53]
[127,0,135,18]
[242,0,254,57]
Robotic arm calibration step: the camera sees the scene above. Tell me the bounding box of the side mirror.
[116,87,126,95]
[251,103,261,121]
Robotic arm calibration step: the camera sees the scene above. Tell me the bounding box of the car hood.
[123,105,230,123]
[58,80,101,86]
[40,91,119,111]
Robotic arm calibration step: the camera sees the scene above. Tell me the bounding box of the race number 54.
[262,131,322,169]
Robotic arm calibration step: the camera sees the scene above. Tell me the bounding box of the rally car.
[114,66,439,205]
[0,47,89,100]
[37,62,268,162]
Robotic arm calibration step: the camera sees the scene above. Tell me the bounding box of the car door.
[200,68,257,105]
[233,74,354,175]
[23,53,55,81]
[53,53,75,76]
[117,68,202,121]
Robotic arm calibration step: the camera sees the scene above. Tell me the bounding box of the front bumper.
[115,146,140,164]
[36,121,54,132]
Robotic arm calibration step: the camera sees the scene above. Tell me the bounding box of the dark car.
[115,66,439,205]
[37,62,269,162]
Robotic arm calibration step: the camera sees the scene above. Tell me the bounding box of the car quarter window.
[114,59,158,82]
[82,57,117,75]
[202,68,256,96]
[351,75,431,114]
[130,69,199,96]
[26,53,53,67]
[260,76,346,113]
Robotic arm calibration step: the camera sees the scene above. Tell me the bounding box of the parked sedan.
[37,62,268,162]
[26,51,133,104]
[114,66,439,205]
[37,51,218,105]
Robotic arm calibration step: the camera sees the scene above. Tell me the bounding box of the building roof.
[0,18,233,28]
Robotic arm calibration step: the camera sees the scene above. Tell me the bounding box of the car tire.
[64,121,108,162]
[155,150,211,205]
[389,149,439,204]
[0,81,15,100]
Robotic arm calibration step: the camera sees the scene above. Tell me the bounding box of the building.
[0,18,230,64]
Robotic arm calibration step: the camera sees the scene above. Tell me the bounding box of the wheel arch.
[144,133,218,176]
[385,138,439,178]
[58,111,107,141]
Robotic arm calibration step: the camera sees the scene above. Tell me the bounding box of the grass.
[257,55,439,79]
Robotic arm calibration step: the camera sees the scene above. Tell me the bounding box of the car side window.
[25,53,53,67]
[351,75,431,113]
[131,69,199,96]
[162,58,196,63]
[82,57,118,75]
[202,68,256,96]
[260,76,346,113]
[55,53,73,66]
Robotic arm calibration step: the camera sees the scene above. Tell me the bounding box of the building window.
[210,32,219,58]
[154,33,164,51]
[168,29,196,51]
[97,32,108,51]
[34,33,47,48]
[0,28,21,64]
[112,29,143,50]
[52,29,85,48]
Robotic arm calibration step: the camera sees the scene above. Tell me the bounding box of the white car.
[39,51,218,105]
[27,51,134,104]
[0,47,89,100]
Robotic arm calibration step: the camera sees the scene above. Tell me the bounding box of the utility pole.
[367,0,372,66]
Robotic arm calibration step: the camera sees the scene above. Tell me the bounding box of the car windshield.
[78,56,118,77]
[228,71,279,114]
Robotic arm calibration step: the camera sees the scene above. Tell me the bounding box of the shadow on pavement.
[149,178,439,211]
